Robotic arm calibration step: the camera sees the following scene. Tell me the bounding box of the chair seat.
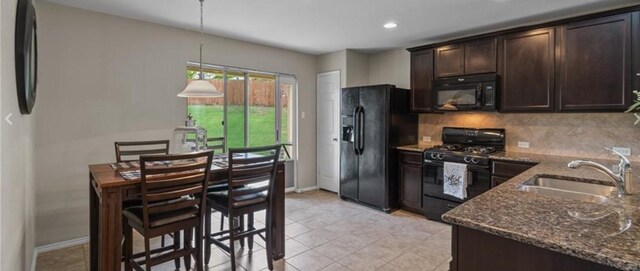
[123,198,198,228]
[207,189,267,212]
[207,183,229,193]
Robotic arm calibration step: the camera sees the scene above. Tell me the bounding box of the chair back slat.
[231,164,275,177]
[115,140,169,162]
[139,150,213,230]
[148,198,198,214]
[229,175,270,188]
[207,137,226,152]
[227,145,280,210]
[145,173,205,191]
[144,161,208,175]
[146,185,202,202]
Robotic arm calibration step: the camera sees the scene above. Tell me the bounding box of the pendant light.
[178,0,223,97]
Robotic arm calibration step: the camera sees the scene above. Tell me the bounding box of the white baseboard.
[32,236,89,271]
[284,187,296,193]
[295,186,317,193]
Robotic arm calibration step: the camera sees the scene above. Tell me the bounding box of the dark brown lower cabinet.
[450,225,618,271]
[491,160,537,187]
[398,151,423,213]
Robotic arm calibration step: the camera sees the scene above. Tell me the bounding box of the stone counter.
[442,154,640,271]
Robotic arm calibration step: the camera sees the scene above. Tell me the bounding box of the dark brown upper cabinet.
[557,13,635,111]
[436,39,497,78]
[465,39,498,74]
[410,49,434,112]
[499,28,557,112]
[435,44,464,78]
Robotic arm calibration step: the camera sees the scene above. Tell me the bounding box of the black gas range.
[422,127,505,222]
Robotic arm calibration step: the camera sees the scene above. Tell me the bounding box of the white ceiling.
[43,0,638,55]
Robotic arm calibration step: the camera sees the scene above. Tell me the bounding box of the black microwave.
[433,74,497,111]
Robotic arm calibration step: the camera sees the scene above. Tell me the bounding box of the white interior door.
[316,71,341,193]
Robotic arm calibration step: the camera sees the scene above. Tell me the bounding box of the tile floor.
[36,190,452,271]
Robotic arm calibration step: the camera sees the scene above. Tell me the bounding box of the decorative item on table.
[172,125,208,154]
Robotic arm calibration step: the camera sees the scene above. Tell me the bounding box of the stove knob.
[471,158,480,164]
[430,153,438,159]
[463,157,471,163]
[437,153,444,160]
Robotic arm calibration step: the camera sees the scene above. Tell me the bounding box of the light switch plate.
[422,136,432,142]
[517,141,530,149]
[301,111,305,119]
[612,147,631,156]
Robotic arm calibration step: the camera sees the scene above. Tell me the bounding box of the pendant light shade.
[178,80,222,97]
[178,0,224,98]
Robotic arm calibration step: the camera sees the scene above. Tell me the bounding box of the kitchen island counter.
[443,154,640,271]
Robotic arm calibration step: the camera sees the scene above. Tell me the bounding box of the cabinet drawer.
[491,176,510,187]
[399,151,423,165]
[492,160,536,177]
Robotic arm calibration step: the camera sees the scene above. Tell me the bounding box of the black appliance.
[423,127,505,222]
[433,74,497,111]
[340,84,418,212]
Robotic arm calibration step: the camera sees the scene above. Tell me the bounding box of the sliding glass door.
[186,65,296,157]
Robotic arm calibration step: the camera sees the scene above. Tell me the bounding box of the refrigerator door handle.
[353,107,360,155]
[358,106,365,154]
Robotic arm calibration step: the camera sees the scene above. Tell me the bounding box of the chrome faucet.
[568,148,632,197]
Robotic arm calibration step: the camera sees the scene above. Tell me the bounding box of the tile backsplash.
[419,113,640,161]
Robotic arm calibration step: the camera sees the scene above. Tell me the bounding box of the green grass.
[187,105,288,150]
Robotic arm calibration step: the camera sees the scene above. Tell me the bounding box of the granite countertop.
[396,144,434,152]
[442,154,640,271]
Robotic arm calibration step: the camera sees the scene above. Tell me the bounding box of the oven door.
[422,160,492,203]
[434,83,482,111]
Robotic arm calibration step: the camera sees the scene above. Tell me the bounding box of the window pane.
[226,72,246,149]
[248,73,276,147]
[186,68,224,141]
[279,75,296,159]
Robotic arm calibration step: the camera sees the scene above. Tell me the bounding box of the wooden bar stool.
[123,150,213,271]
[204,145,281,271]
[114,140,170,163]
[115,140,173,248]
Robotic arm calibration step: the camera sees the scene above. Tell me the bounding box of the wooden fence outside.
[187,79,289,107]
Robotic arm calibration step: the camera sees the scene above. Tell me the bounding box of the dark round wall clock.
[15,0,37,115]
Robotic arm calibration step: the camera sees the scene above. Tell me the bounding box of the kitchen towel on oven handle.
[443,162,468,200]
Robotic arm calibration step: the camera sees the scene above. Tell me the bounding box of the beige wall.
[36,2,317,246]
[1,0,37,269]
[368,48,410,89]
[345,50,369,87]
[316,50,346,88]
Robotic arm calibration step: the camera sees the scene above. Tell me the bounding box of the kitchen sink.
[518,176,615,204]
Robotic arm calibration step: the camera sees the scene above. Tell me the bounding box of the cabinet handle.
[636,73,640,77]
[457,78,465,82]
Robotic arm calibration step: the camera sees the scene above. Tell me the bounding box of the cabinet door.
[399,163,423,211]
[465,38,497,74]
[410,49,434,112]
[500,28,556,112]
[558,13,633,111]
[436,44,464,78]
[491,176,510,188]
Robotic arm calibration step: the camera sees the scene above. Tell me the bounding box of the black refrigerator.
[340,84,417,212]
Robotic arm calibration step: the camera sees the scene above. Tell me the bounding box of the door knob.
[333,138,338,142]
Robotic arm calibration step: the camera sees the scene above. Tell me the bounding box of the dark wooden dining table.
[88,159,286,271]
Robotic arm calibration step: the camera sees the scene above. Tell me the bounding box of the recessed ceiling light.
[383,22,398,29]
